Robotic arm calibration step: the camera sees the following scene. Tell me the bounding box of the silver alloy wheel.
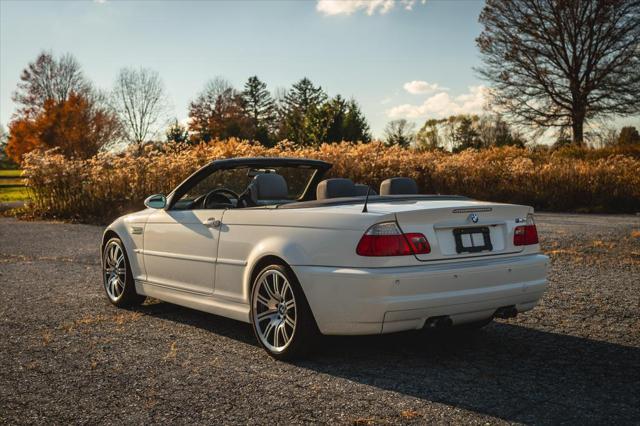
[252,269,297,353]
[103,241,126,302]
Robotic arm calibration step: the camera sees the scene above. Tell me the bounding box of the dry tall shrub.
[21,140,640,223]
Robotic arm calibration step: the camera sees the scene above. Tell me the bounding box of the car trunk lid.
[393,202,531,261]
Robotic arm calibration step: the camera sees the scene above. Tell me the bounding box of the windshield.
[173,165,317,210]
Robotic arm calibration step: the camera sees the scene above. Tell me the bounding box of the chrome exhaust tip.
[424,315,453,329]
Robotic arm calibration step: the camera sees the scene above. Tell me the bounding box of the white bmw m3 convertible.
[102,157,548,359]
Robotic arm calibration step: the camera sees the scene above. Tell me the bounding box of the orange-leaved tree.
[6,92,121,162]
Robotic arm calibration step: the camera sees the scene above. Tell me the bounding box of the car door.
[143,208,225,295]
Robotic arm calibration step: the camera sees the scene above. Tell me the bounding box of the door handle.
[205,217,221,228]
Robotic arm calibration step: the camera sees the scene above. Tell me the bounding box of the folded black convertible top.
[277,194,471,209]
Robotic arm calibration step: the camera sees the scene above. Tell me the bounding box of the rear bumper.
[292,254,549,335]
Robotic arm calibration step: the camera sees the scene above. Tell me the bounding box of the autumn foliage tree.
[188,78,250,142]
[6,93,121,162]
[7,52,120,163]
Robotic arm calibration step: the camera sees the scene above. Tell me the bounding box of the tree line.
[383,115,526,151]
[2,0,639,164]
[2,52,371,163]
[383,116,639,151]
[185,76,370,147]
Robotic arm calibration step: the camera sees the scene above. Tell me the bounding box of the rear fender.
[242,237,311,302]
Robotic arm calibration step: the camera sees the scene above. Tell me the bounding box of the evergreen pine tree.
[343,99,371,142]
[242,76,276,146]
[281,78,327,145]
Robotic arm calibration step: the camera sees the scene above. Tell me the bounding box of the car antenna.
[362,185,372,213]
[363,141,384,214]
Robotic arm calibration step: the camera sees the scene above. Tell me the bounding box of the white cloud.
[400,0,425,10]
[316,0,425,16]
[94,0,108,4]
[403,80,447,95]
[387,85,491,119]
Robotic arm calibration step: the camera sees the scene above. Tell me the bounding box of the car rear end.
[292,200,548,335]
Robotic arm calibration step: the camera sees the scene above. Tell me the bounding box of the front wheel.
[102,237,145,307]
[250,264,318,360]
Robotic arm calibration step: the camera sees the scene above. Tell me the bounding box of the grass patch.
[0,170,22,178]
[0,186,29,202]
[0,178,24,186]
[0,170,28,202]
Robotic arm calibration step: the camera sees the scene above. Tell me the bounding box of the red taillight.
[356,222,430,256]
[513,214,539,246]
[356,234,413,256]
[405,233,430,254]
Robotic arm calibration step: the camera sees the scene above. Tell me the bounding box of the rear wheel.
[250,263,318,360]
[102,237,145,307]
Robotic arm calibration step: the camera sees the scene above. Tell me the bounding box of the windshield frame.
[165,157,332,210]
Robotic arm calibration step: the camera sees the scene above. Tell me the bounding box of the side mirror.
[144,194,166,209]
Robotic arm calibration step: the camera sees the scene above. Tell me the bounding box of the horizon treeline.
[1,51,639,166]
[1,52,372,164]
[184,75,371,147]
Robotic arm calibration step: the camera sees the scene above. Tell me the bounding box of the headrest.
[354,184,376,196]
[380,177,418,195]
[253,173,288,199]
[316,178,355,200]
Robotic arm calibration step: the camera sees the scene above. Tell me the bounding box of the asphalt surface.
[1,213,639,425]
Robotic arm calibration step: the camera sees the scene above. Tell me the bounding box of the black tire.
[250,263,319,361]
[102,237,145,307]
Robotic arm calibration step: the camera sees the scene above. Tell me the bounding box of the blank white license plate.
[461,232,485,247]
[453,227,493,253]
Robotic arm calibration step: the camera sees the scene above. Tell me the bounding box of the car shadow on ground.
[132,301,640,424]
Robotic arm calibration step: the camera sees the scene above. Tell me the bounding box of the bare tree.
[111,68,170,147]
[12,51,90,118]
[477,0,640,145]
[384,119,416,147]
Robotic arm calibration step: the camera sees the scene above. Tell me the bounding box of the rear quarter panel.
[215,208,403,304]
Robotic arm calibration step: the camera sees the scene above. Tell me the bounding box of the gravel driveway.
[1,214,639,424]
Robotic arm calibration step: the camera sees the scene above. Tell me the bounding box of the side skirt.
[136,279,251,324]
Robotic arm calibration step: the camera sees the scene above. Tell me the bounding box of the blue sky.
[1,0,637,139]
